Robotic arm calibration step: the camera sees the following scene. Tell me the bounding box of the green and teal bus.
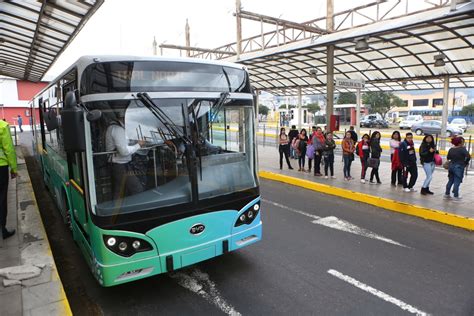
[31,56,261,286]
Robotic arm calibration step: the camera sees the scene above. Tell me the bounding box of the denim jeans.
[343,155,352,178]
[445,163,465,197]
[422,162,435,188]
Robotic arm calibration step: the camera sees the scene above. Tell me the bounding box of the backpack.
[355,141,361,156]
[292,137,300,150]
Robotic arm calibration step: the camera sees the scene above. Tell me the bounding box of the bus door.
[68,152,90,244]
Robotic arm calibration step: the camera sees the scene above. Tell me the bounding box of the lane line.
[170,268,241,316]
[313,216,408,248]
[261,198,322,220]
[327,269,429,316]
[263,199,407,247]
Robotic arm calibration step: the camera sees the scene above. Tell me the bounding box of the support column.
[236,0,242,60]
[255,89,259,120]
[185,19,191,57]
[441,75,449,149]
[356,89,361,136]
[297,87,302,130]
[152,36,157,56]
[326,0,334,132]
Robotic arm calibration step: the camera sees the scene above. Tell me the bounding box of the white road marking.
[327,269,429,316]
[170,268,241,316]
[261,198,322,220]
[313,216,407,247]
[263,199,407,248]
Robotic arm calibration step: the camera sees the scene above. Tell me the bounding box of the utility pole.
[236,0,242,60]
[152,36,157,56]
[185,19,191,57]
[326,0,335,131]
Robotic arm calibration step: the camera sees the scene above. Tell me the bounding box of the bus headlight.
[103,235,152,257]
[235,202,260,227]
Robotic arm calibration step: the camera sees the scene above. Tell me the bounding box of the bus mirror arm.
[64,90,102,122]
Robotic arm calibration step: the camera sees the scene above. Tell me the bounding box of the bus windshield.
[87,98,257,216]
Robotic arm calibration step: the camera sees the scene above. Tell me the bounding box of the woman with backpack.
[419,135,437,195]
[390,131,403,186]
[342,131,355,181]
[356,134,371,183]
[294,129,308,172]
[278,127,293,170]
[369,131,382,184]
[323,132,336,179]
[444,137,470,201]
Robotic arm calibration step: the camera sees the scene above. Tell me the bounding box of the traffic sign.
[335,78,365,89]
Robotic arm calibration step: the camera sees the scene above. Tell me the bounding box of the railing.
[10,126,17,146]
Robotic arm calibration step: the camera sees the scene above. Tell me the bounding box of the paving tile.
[22,279,63,311]
[0,287,22,316]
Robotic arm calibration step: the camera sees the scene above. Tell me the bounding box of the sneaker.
[324,176,329,179]
[331,176,337,179]
[391,183,396,187]
[2,228,15,239]
[288,166,294,170]
[315,173,323,177]
[350,177,355,180]
[453,196,463,202]
[404,188,411,193]
[369,181,376,185]
[443,194,451,200]
[360,179,366,184]
[377,181,382,185]
[410,188,417,192]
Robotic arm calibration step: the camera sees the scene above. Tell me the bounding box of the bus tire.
[415,129,423,135]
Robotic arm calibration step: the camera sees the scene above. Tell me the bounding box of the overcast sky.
[44,0,437,79]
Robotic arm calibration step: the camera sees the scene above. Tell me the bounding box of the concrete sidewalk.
[0,149,71,316]
[258,145,474,223]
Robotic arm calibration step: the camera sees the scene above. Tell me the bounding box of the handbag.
[434,153,442,166]
[306,144,315,159]
[368,157,380,168]
[443,160,450,170]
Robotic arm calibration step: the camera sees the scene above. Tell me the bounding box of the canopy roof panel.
[234,2,474,96]
[0,0,104,82]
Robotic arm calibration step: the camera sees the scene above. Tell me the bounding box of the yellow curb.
[26,174,73,316]
[259,170,474,231]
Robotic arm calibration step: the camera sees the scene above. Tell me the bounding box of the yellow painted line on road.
[259,170,474,231]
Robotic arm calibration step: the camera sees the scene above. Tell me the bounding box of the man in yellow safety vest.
[0,119,17,239]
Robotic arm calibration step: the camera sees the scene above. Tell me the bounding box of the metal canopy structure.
[235,2,474,96]
[0,0,104,82]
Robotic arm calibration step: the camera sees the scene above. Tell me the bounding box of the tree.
[337,92,357,104]
[278,104,296,109]
[258,104,269,116]
[460,104,474,116]
[306,102,321,114]
[362,91,403,119]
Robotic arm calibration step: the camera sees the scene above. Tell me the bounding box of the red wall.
[16,80,48,101]
[1,108,40,126]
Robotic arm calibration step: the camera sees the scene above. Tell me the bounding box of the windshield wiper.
[210,92,229,123]
[135,92,192,145]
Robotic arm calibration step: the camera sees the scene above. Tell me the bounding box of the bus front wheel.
[415,129,423,135]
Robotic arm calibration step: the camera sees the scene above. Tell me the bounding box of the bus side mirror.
[62,91,86,152]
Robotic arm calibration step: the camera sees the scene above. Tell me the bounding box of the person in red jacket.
[356,134,370,183]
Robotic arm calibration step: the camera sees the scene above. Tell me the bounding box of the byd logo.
[190,223,205,235]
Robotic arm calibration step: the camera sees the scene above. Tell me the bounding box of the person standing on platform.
[288,125,299,159]
[17,115,23,133]
[278,127,293,170]
[369,131,382,184]
[307,126,317,173]
[348,125,358,143]
[419,135,436,195]
[296,129,308,172]
[323,132,336,179]
[356,133,370,183]
[0,119,17,239]
[342,131,355,181]
[399,132,418,192]
[311,127,325,177]
[390,131,403,186]
[444,137,471,201]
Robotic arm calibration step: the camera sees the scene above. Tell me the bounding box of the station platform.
[0,148,71,316]
[258,145,474,230]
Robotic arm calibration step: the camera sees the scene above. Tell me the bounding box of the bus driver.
[105,109,145,200]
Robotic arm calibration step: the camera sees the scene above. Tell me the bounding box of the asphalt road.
[21,141,474,315]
